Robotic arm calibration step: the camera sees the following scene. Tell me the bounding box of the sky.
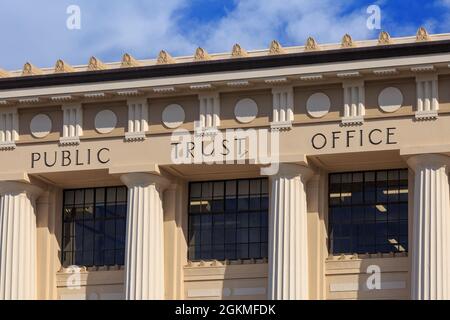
[0,0,450,70]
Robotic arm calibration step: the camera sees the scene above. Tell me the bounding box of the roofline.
[2,39,450,91]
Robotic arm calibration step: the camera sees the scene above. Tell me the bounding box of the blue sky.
[0,0,449,70]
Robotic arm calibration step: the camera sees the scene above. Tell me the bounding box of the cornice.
[1,27,449,88]
[2,38,450,92]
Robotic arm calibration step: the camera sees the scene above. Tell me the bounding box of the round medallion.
[95,109,117,134]
[30,114,52,138]
[162,104,185,129]
[378,87,403,113]
[306,93,331,118]
[234,98,258,123]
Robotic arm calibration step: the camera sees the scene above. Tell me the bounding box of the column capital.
[0,181,43,197]
[270,163,314,182]
[406,154,450,172]
[120,172,170,190]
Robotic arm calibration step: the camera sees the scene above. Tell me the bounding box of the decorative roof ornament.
[305,37,319,51]
[416,27,430,41]
[55,59,75,73]
[231,44,248,57]
[194,47,211,61]
[341,34,354,48]
[269,40,286,55]
[0,68,10,77]
[22,62,43,76]
[87,56,107,71]
[157,50,176,65]
[121,53,140,68]
[378,31,391,45]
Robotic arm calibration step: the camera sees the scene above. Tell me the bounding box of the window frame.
[328,168,409,255]
[187,178,269,262]
[61,186,128,267]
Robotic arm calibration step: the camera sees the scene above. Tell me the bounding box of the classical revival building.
[0,27,449,300]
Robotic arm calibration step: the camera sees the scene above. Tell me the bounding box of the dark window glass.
[329,169,408,254]
[188,178,268,261]
[62,186,127,267]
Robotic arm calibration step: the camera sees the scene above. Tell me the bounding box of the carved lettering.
[30,148,110,169]
[311,128,397,150]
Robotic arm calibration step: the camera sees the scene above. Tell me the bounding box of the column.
[407,154,450,300]
[0,181,42,300]
[121,172,169,300]
[268,163,313,300]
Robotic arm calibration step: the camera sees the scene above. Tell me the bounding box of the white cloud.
[196,0,376,53]
[0,0,447,70]
[432,0,450,33]
[0,0,192,69]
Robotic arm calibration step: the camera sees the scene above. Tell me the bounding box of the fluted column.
[0,181,42,300]
[268,163,313,300]
[407,154,450,300]
[121,172,169,300]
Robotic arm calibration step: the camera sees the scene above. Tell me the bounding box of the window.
[62,186,128,267]
[188,178,269,261]
[329,169,408,255]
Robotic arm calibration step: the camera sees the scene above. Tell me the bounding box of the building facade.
[0,28,449,300]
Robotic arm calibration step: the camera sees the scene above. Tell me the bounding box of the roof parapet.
[1,28,443,78]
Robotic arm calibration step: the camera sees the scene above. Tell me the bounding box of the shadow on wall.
[325,255,410,300]
[184,261,269,300]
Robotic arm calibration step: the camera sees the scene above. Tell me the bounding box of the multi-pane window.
[188,179,269,261]
[62,187,128,267]
[329,169,408,255]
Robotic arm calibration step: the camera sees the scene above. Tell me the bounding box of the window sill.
[326,252,408,262]
[56,266,125,288]
[184,260,268,281]
[185,258,268,268]
[58,265,125,274]
[325,254,409,276]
